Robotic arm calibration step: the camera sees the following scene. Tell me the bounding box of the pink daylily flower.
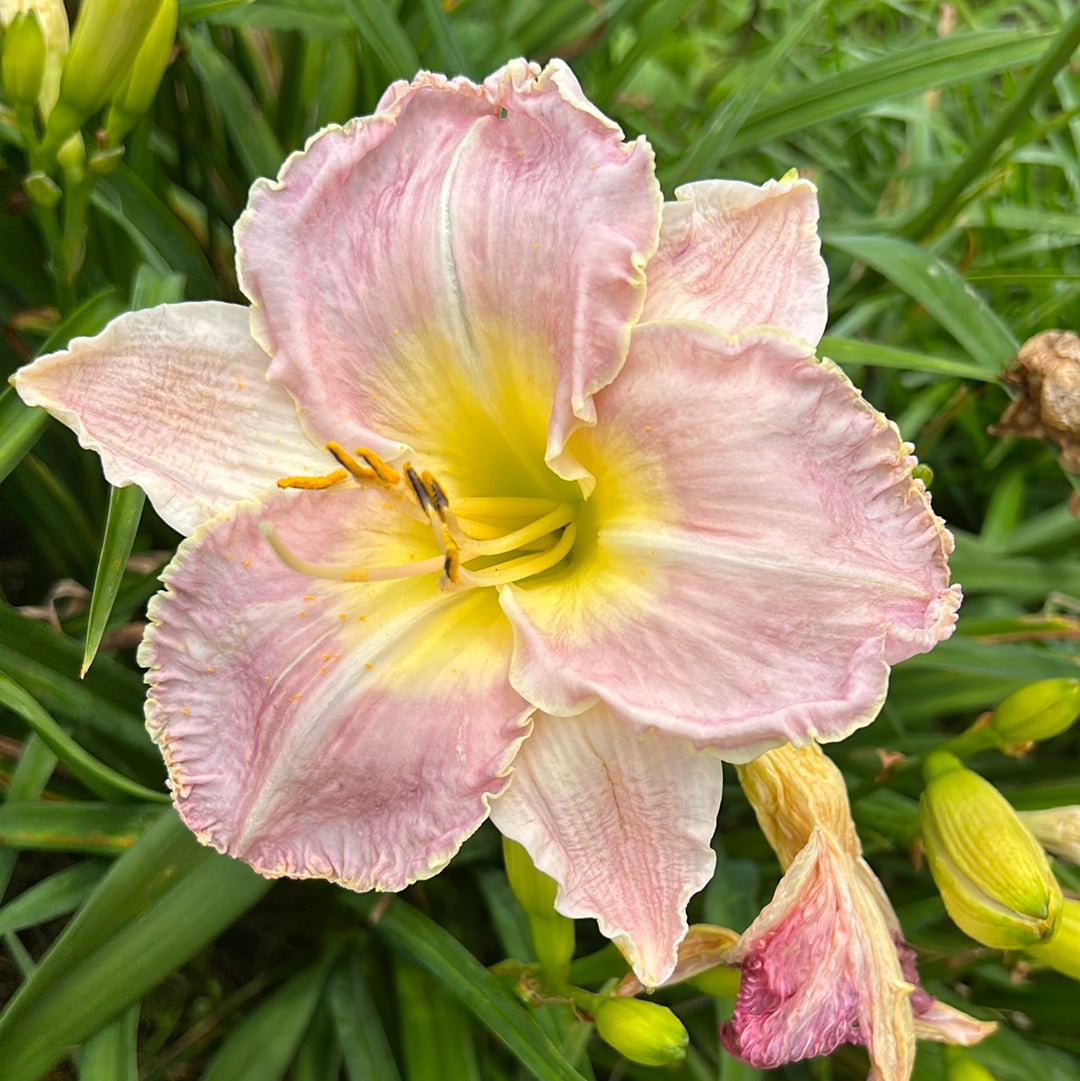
[724,744,994,1079]
[12,60,960,988]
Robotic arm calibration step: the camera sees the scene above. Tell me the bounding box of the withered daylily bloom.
[13,60,959,987]
[725,745,994,1079]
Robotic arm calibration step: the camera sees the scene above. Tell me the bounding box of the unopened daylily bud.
[2,10,45,106]
[988,679,1080,747]
[592,996,688,1066]
[42,0,163,155]
[103,0,176,146]
[1025,898,1080,981]
[943,1045,997,1081]
[919,752,1062,949]
[0,0,68,117]
[502,837,574,979]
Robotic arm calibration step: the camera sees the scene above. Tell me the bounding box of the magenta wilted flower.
[726,745,994,1079]
[13,60,959,988]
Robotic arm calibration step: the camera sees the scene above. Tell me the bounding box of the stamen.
[460,524,577,588]
[260,522,445,582]
[464,503,575,557]
[356,447,400,485]
[327,441,377,480]
[277,469,348,491]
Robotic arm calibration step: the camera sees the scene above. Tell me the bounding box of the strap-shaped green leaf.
[824,233,1017,368]
[0,810,270,1081]
[0,673,167,803]
[373,898,589,1081]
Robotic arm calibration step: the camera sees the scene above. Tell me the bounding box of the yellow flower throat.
[266,442,577,591]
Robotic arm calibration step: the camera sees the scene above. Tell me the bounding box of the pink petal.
[11,302,327,536]
[489,704,724,988]
[235,59,660,483]
[642,177,828,346]
[720,830,914,1079]
[139,484,533,890]
[501,322,959,756]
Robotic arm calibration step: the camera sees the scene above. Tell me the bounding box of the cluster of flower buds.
[0,0,177,183]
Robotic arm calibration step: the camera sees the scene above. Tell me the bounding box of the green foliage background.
[1,0,1080,1078]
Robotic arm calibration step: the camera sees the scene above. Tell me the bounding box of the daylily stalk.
[12,58,961,990]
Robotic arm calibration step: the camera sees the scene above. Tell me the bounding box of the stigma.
[267,443,577,591]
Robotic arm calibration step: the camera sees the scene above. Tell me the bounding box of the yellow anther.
[326,441,377,480]
[277,469,348,491]
[356,447,400,485]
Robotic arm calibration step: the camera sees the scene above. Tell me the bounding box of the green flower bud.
[592,997,688,1066]
[2,10,46,106]
[943,1045,997,1081]
[103,0,176,146]
[919,752,1062,949]
[988,679,1080,747]
[1025,898,1080,981]
[42,0,163,155]
[502,837,574,980]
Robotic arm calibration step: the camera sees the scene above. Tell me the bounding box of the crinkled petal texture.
[720,829,915,1081]
[12,302,327,536]
[501,322,960,757]
[235,59,660,485]
[489,706,724,987]
[642,177,829,346]
[139,485,533,891]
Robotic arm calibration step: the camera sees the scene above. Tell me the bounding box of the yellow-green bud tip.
[919,760,1062,949]
[593,997,688,1067]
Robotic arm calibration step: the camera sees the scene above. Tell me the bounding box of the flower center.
[265,442,577,591]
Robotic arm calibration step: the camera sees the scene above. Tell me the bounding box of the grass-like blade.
[0,810,271,1081]
[342,0,419,81]
[0,673,167,803]
[819,336,997,383]
[0,861,107,937]
[0,803,163,854]
[184,27,286,182]
[672,0,824,184]
[327,952,403,1081]
[823,233,1017,368]
[202,960,333,1081]
[727,31,1051,154]
[91,168,217,297]
[373,898,589,1081]
[80,485,146,678]
[76,1004,139,1081]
